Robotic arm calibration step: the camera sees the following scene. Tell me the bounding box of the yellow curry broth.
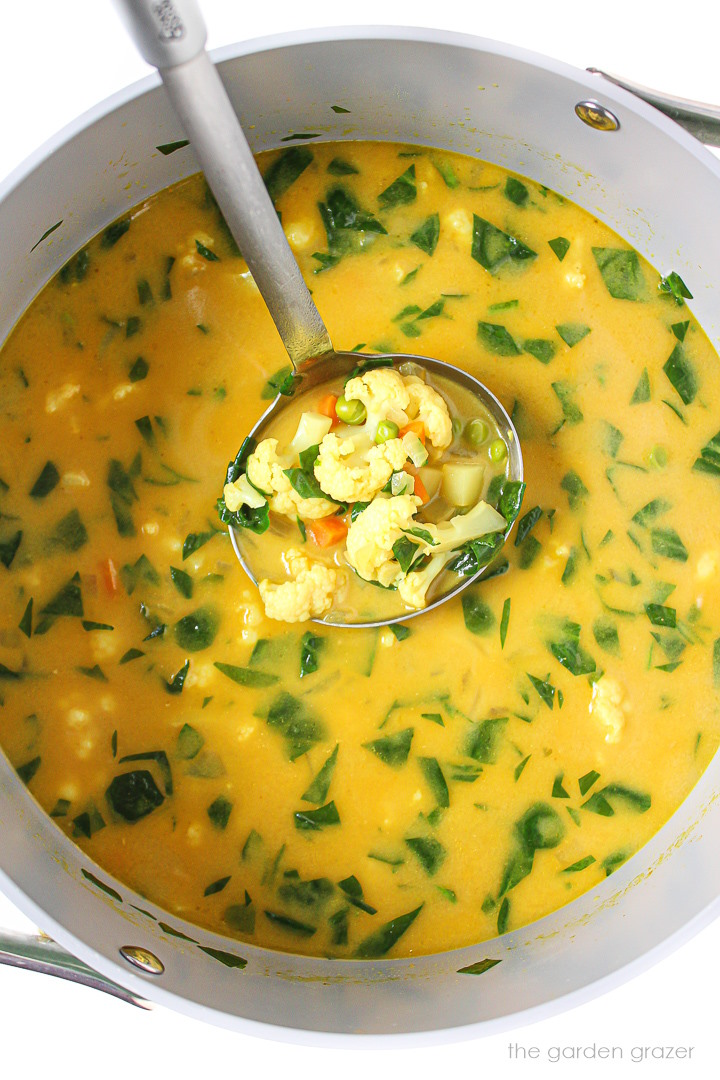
[0,142,719,957]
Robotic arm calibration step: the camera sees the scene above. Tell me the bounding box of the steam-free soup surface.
[1,142,719,958]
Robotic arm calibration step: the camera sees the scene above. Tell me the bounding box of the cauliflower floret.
[345,494,421,587]
[246,438,337,521]
[258,549,338,623]
[314,432,408,503]
[404,377,453,450]
[223,474,267,513]
[343,368,411,436]
[589,676,628,744]
[397,550,455,609]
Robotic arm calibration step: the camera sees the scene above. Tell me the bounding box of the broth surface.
[1,142,719,958]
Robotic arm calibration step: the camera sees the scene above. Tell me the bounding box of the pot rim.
[2,23,720,1045]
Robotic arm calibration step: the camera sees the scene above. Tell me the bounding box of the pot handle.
[0,928,148,1009]
[588,68,720,147]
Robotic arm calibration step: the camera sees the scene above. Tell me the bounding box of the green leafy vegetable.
[265,692,325,760]
[378,165,416,209]
[462,592,495,635]
[504,176,529,206]
[419,757,449,808]
[410,213,440,255]
[264,146,313,203]
[548,237,570,261]
[523,338,556,364]
[177,724,204,760]
[363,727,413,767]
[693,429,720,477]
[294,801,341,830]
[663,343,697,404]
[556,323,591,348]
[0,530,22,569]
[547,619,596,676]
[560,471,588,511]
[477,321,521,356]
[471,216,537,273]
[214,662,278,688]
[651,527,688,562]
[466,718,507,763]
[300,631,325,678]
[29,461,60,499]
[405,836,445,876]
[301,745,338,805]
[354,905,423,957]
[592,247,645,300]
[658,271,692,305]
[207,795,233,830]
[106,770,164,821]
[630,368,651,404]
[173,607,219,652]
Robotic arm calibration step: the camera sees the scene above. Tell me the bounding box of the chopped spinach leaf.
[41,572,83,618]
[363,727,413,767]
[471,216,537,273]
[556,323,591,348]
[378,165,416,209]
[207,795,233,830]
[410,213,440,255]
[301,745,339,805]
[354,905,423,957]
[548,236,570,261]
[593,616,620,655]
[523,338,556,364]
[462,592,495,635]
[106,770,164,821]
[100,218,130,249]
[630,368,651,404]
[29,461,60,499]
[419,757,450,808]
[294,801,340,831]
[405,836,445,876]
[214,661,278,688]
[165,660,190,694]
[560,471,588,511]
[663,343,697,404]
[264,146,313,203]
[300,631,324,677]
[547,619,596,676]
[129,356,149,382]
[0,530,22,569]
[500,597,511,649]
[592,247,645,300]
[265,692,324,760]
[658,270,692,305]
[651,527,688,562]
[174,606,219,652]
[504,176,529,206]
[51,508,88,552]
[477,321,521,356]
[177,724,204,760]
[466,718,507,763]
[693,429,720,477]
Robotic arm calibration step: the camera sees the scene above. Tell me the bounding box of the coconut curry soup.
[1,142,719,959]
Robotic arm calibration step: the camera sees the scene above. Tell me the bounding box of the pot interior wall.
[1,30,719,1040]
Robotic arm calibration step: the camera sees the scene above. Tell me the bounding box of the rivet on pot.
[119,945,165,975]
[575,100,620,132]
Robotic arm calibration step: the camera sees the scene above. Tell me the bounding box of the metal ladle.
[114,0,523,626]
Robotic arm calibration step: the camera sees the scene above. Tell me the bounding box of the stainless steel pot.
[1,26,720,1043]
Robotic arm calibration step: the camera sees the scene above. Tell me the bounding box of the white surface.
[1,1,718,1074]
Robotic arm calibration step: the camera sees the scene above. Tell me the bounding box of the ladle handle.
[111,0,333,368]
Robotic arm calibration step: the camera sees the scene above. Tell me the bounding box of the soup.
[0,141,718,959]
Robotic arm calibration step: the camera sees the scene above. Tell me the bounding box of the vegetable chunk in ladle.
[115,0,524,627]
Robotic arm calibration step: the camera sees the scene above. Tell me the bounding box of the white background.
[1,1,719,1075]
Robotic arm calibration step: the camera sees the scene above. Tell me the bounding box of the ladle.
[114,0,524,626]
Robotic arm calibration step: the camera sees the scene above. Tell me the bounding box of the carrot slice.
[399,420,426,444]
[100,557,119,596]
[412,473,430,505]
[306,516,348,548]
[317,394,339,425]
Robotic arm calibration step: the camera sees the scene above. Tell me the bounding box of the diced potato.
[441,462,485,507]
[418,466,442,500]
[287,411,333,456]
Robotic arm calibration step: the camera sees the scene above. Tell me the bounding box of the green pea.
[465,418,489,447]
[451,417,463,441]
[648,444,668,469]
[335,396,366,425]
[488,438,507,463]
[375,420,400,444]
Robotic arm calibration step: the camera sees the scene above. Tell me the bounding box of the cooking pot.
[1,25,720,1043]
